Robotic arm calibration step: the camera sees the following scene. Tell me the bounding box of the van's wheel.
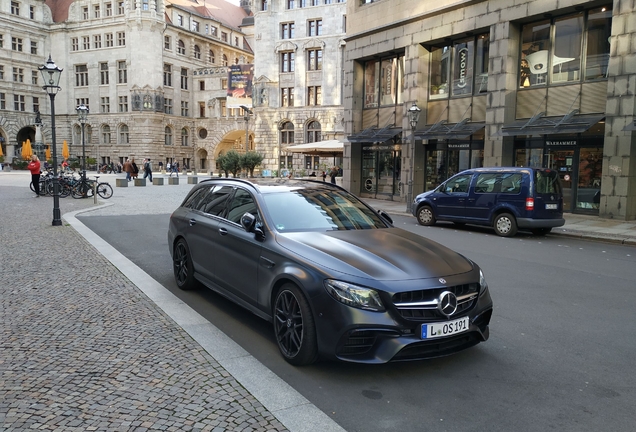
[416,206,436,226]
[493,213,517,237]
[273,283,318,366]
[531,227,552,236]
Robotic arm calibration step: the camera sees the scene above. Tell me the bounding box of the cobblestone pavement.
[0,176,288,431]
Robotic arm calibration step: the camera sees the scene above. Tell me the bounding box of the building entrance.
[361,145,401,198]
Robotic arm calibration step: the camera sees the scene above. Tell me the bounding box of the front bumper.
[313,286,493,364]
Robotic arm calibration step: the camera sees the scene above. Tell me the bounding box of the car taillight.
[526,197,534,211]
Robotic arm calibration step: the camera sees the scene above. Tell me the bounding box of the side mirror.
[240,212,265,240]
[378,210,393,225]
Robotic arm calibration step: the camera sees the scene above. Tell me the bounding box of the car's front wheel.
[493,213,518,237]
[173,238,199,290]
[273,283,318,366]
[416,205,436,226]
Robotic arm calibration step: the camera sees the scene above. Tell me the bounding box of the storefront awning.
[347,125,402,143]
[415,120,485,140]
[623,119,636,131]
[497,112,605,136]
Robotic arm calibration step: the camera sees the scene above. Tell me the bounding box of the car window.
[474,173,522,194]
[182,186,212,209]
[443,174,472,193]
[263,188,387,232]
[226,188,258,224]
[196,185,234,216]
[535,170,562,194]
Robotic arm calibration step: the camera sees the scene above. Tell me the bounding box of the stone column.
[484,22,521,167]
[600,4,636,220]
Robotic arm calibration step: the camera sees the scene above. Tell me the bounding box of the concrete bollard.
[168,177,179,185]
[152,178,164,186]
[188,176,198,184]
[115,178,128,187]
[134,178,146,186]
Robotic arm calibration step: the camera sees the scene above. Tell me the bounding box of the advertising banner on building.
[227,64,254,109]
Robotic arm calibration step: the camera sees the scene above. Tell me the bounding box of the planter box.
[115,178,128,187]
[134,178,146,186]
[152,178,164,185]
[187,176,198,184]
[168,177,179,185]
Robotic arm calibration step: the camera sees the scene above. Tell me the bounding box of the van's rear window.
[535,170,562,194]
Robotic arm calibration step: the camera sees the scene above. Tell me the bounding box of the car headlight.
[479,269,489,297]
[324,279,385,312]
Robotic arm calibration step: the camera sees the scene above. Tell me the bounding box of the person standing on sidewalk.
[123,158,133,182]
[28,155,41,197]
[329,166,338,184]
[143,159,153,182]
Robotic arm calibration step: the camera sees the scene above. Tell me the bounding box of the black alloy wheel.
[273,284,318,366]
[173,239,199,290]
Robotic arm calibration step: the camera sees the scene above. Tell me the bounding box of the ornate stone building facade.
[344,0,636,219]
[250,0,347,176]
[1,0,255,173]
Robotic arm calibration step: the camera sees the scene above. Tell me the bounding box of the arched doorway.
[196,148,208,172]
[16,127,37,159]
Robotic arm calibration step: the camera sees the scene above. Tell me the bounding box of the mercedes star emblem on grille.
[438,291,458,317]
[439,278,446,284]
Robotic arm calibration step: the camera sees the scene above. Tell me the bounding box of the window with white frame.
[82,36,90,50]
[101,97,110,113]
[31,70,38,85]
[181,68,188,89]
[12,37,23,51]
[281,52,295,73]
[164,98,173,114]
[281,88,294,107]
[102,125,111,143]
[94,34,102,48]
[181,128,189,146]
[105,33,113,47]
[100,62,109,84]
[307,49,322,70]
[117,32,125,46]
[118,96,128,112]
[14,94,25,111]
[281,22,295,39]
[164,64,172,86]
[165,126,173,145]
[308,19,322,36]
[306,121,321,143]
[177,40,185,55]
[13,67,24,83]
[117,61,127,83]
[307,86,322,106]
[194,45,201,59]
[164,35,171,50]
[119,124,129,143]
[30,41,37,54]
[181,101,189,117]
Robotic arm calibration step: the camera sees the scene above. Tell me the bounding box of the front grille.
[392,283,479,322]
[392,333,481,361]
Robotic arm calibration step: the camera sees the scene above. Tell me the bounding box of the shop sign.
[448,143,470,149]
[546,140,577,146]
[363,145,402,151]
[457,48,469,89]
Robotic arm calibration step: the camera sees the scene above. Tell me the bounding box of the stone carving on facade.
[275,41,298,53]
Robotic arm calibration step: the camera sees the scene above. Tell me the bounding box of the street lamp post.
[38,55,63,226]
[76,104,89,187]
[406,102,421,213]
[240,105,253,153]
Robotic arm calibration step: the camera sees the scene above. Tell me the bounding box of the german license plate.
[421,317,470,339]
[546,203,557,210]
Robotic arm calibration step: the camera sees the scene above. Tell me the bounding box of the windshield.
[262,188,387,232]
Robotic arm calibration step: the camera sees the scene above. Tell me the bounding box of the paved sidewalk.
[0,172,344,432]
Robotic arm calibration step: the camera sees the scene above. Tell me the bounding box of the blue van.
[412,167,565,236]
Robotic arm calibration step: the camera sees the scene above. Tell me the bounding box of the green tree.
[241,151,264,177]
[218,150,242,177]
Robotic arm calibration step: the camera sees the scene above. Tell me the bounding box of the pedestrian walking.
[321,171,327,182]
[143,158,153,182]
[28,155,41,197]
[131,158,139,179]
[123,158,133,182]
[329,166,338,184]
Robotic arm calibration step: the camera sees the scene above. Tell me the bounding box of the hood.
[276,228,473,281]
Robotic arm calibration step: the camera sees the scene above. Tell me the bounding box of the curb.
[62,206,346,432]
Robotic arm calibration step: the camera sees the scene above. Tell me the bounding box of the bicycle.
[71,175,113,199]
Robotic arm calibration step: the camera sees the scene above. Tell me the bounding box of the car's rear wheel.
[531,227,552,236]
[273,284,318,366]
[416,205,436,226]
[493,213,517,237]
[173,238,199,290]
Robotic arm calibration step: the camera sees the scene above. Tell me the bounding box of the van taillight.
[526,198,534,211]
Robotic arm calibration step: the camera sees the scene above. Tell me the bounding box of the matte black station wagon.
[169,178,493,365]
[413,167,565,237]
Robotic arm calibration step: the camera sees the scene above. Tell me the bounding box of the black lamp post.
[76,104,89,186]
[240,105,253,153]
[406,102,421,213]
[39,55,63,226]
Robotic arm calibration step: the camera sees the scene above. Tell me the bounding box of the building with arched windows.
[0,0,255,173]
[250,0,347,177]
